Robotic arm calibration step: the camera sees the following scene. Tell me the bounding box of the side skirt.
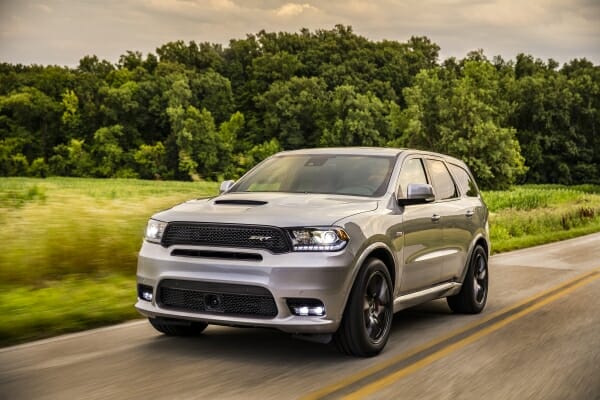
[393,282,462,313]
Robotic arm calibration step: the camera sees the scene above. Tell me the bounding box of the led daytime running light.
[289,228,349,252]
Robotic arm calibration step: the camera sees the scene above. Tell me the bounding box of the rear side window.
[426,159,458,200]
[398,158,428,197]
[448,164,479,197]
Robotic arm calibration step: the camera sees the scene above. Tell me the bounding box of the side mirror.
[398,183,435,206]
[219,180,235,194]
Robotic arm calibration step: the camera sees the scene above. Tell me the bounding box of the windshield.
[231,154,396,197]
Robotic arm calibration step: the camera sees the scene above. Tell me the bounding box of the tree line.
[1,25,598,189]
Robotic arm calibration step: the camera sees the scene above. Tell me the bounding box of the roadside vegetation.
[486,185,600,252]
[2,177,600,346]
[0,177,218,345]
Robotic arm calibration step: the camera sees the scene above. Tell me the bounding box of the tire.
[334,258,393,357]
[447,244,488,314]
[149,318,208,336]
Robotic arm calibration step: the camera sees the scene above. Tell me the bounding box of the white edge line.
[0,319,146,353]
[490,231,600,259]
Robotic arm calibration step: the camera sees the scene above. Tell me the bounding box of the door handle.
[465,210,475,218]
[431,214,441,222]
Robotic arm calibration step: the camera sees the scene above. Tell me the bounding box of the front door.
[396,157,444,293]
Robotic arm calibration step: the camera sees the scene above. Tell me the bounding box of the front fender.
[335,234,398,321]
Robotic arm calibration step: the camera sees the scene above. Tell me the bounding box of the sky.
[0,0,599,67]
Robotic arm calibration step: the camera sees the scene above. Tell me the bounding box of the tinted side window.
[448,164,479,197]
[398,158,428,197]
[426,159,458,200]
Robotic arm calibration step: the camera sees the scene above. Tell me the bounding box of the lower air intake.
[157,280,278,318]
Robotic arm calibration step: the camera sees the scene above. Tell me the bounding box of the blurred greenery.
[0,275,137,345]
[0,177,218,346]
[0,177,218,284]
[2,178,600,346]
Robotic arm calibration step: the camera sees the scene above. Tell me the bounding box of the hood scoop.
[214,199,268,206]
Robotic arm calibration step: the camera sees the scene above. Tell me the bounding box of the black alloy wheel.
[447,244,488,314]
[334,258,393,357]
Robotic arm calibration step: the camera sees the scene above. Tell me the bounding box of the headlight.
[288,227,349,251]
[145,219,167,244]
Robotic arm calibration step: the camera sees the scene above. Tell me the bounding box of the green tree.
[164,75,221,180]
[134,142,168,179]
[320,85,398,147]
[189,70,235,123]
[250,51,303,93]
[217,111,244,178]
[91,125,127,177]
[179,106,219,180]
[0,86,62,160]
[28,157,49,177]
[1,27,599,183]
[401,61,526,189]
[49,139,93,176]
[0,138,29,176]
[61,89,80,139]
[256,77,328,148]
[511,58,600,184]
[118,51,143,70]
[78,55,114,76]
[157,41,224,71]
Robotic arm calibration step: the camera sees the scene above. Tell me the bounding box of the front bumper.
[135,241,356,334]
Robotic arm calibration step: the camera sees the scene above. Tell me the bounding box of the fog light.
[298,306,309,316]
[287,299,326,316]
[142,291,153,301]
[138,284,153,302]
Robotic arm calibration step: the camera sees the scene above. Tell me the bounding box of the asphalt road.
[2,233,600,400]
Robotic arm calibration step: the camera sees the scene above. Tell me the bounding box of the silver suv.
[136,147,489,356]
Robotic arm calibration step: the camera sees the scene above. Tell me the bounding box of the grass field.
[0,177,218,346]
[485,184,600,252]
[2,177,600,346]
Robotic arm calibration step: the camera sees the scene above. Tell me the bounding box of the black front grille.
[161,222,291,254]
[157,279,278,318]
[170,249,263,261]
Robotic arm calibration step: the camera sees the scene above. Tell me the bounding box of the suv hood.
[153,192,379,227]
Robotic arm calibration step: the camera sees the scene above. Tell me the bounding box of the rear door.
[441,163,484,281]
[423,158,463,282]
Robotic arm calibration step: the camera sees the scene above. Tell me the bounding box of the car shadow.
[139,299,455,365]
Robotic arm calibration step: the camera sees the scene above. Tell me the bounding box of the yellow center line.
[342,270,600,400]
[300,267,600,400]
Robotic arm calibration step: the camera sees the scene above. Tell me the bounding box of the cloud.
[0,0,598,66]
[144,0,239,17]
[274,3,318,17]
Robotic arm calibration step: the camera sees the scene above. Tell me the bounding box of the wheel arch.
[336,241,398,321]
[475,236,490,258]
[367,247,396,290]
[458,234,490,284]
